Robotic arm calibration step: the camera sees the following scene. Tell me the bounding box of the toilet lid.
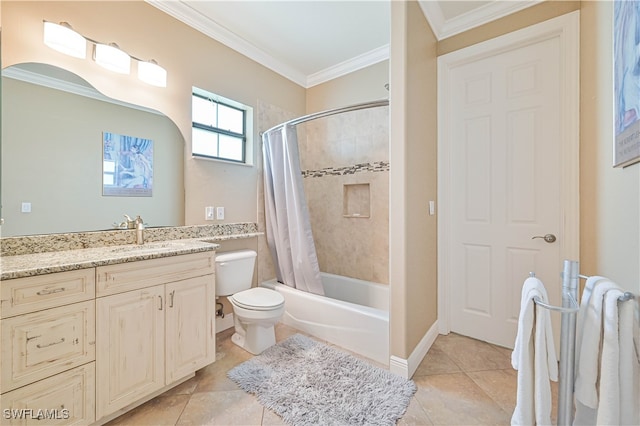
[230,287,284,311]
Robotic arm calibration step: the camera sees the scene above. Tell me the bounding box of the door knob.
[532,234,556,243]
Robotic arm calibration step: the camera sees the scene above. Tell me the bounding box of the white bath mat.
[227,333,416,426]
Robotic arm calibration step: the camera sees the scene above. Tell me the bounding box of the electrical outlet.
[21,202,32,213]
[216,207,225,220]
[205,206,215,221]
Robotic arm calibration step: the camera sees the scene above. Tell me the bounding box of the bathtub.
[261,272,389,365]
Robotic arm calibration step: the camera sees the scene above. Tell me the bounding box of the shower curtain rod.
[261,98,389,136]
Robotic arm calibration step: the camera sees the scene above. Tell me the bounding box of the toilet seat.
[229,287,284,311]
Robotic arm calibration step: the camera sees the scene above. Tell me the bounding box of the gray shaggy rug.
[227,334,416,426]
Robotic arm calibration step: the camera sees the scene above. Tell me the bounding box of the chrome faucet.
[123,214,136,229]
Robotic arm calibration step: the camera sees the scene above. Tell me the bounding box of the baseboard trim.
[389,320,439,379]
[216,313,234,333]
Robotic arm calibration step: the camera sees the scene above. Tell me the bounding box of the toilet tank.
[215,250,257,296]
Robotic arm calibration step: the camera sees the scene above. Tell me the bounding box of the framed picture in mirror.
[103,132,154,196]
[614,0,640,167]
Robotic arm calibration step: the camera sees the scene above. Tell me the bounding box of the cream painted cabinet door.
[165,276,215,383]
[96,286,165,419]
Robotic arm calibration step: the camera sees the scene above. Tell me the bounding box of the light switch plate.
[205,206,215,220]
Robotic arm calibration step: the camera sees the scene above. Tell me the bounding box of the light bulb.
[94,43,131,74]
[138,60,167,87]
[43,22,86,59]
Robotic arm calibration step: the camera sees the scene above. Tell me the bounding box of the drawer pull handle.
[159,295,163,310]
[36,337,65,348]
[169,290,175,308]
[36,287,66,296]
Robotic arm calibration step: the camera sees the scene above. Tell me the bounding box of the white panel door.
[439,14,579,348]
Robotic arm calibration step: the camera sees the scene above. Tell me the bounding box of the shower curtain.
[262,125,324,295]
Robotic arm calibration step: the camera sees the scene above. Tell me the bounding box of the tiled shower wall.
[300,106,389,284]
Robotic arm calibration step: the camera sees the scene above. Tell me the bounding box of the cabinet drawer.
[0,363,95,426]
[1,269,95,318]
[96,252,215,296]
[1,300,96,392]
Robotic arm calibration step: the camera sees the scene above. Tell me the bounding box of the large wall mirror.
[1,63,185,237]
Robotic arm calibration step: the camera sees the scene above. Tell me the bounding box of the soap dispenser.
[136,221,144,245]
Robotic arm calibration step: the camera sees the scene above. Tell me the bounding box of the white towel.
[574,280,640,426]
[511,277,558,426]
[618,296,639,425]
[573,276,609,426]
[596,288,624,425]
[574,280,618,409]
[575,276,608,375]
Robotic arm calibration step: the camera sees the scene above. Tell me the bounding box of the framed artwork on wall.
[614,0,640,167]
[103,132,154,196]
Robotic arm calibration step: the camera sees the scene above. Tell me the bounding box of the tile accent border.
[302,161,389,178]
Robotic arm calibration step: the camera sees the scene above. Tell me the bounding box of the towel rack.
[577,274,636,301]
[530,260,638,426]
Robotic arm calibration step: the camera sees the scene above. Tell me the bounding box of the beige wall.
[306,61,389,112]
[389,1,438,359]
[580,1,640,292]
[1,0,306,230]
[438,1,580,55]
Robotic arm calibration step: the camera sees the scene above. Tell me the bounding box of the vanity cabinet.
[0,269,96,425]
[1,249,216,425]
[95,252,215,420]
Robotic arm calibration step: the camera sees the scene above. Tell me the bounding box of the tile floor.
[107,324,558,425]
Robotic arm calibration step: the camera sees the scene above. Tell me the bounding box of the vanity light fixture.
[43,21,86,59]
[94,43,130,74]
[42,20,167,88]
[138,60,167,88]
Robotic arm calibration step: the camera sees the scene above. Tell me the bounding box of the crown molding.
[146,0,308,87]
[420,0,542,41]
[306,44,389,88]
[2,67,161,115]
[146,0,388,88]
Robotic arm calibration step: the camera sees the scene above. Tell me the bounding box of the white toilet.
[215,250,285,354]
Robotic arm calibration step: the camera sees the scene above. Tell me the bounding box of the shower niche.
[343,183,370,218]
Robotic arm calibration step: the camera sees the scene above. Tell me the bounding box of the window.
[191,89,249,163]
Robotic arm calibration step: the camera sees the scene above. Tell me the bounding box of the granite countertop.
[0,223,263,280]
[0,239,222,280]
